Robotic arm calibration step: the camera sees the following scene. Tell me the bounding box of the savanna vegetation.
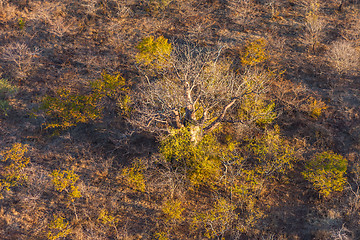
[0,0,360,239]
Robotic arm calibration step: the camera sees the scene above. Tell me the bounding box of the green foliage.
[98,209,118,226]
[0,100,10,116]
[307,97,327,119]
[41,89,101,130]
[302,151,347,197]
[0,143,30,199]
[147,0,172,13]
[90,72,128,100]
[160,127,236,187]
[0,78,18,116]
[0,78,18,99]
[193,198,237,239]
[121,159,146,192]
[136,36,172,69]
[50,169,82,202]
[41,72,130,130]
[161,199,185,223]
[225,168,266,233]
[154,231,169,240]
[241,39,267,66]
[47,214,72,240]
[18,18,25,30]
[90,72,131,115]
[247,125,297,177]
[238,92,276,126]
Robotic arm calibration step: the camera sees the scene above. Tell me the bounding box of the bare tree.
[131,43,273,140]
[2,42,39,80]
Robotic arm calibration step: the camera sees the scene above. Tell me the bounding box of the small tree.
[136,36,172,70]
[246,125,298,177]
[302,151,347,197]
[0,78,18,115]
[160,127,236,187]
[0,143,30,199]
[51,168,82,202]
[121,159,146,192]
[41,72,130,130]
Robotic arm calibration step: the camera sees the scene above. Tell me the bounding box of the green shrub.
[136,36,172,70]
[50,168,82,202]
[0,78,18,115]
[246,125,297,177]
[160,127,236,187]
[146,0,172,13]
[90,72,131,115]
[0,78,18,99]
[90,72,128,100]
[302,151,347,197]
[0,143,30,199]
[0,100,10,115]
[41,89,101,130]
[192,198,237,239]
[47,214,72,240]
[238,92,276,126]
[121,159,146,192]
[241,39,267,66]
[161,199,185,223]
[306,97,327,119]
[41,73,130,130]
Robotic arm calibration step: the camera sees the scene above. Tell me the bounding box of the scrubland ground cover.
[0,0,360,239]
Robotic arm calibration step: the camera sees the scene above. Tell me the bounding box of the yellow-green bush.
[0,78,18,99]
[238,92,276,126]
[47,214,72,240]
[0,78,18,115]
[41,89,101,130]
[306,97,327,119]
[98,208,119,236]
[50,168,82,202]
[241,39,267,66]
[246,125,297,177]
[121,159,146,192]
[160,127,236,187]
[161,199,185,223]
[192,198,237,239]
[146,0,172,13]
[90,72,129,101]
[136,36,172,70]
[0,143,29,199]
[302,151,347,197]
[41,73,130,130]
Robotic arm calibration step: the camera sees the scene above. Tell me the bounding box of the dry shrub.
[1,42,39,79]
[327,40,360,75]
[228,0,256,27]
[0,1,18,22]
[299,0,325,53]
[343,9,360,43]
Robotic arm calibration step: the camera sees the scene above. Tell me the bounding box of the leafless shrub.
[327,40,359,74]
[113,0,134,18]
[343,9,360,42]
[299,0,321,13]
[2,42,39,79]
[48,16,75,38]
[82,0,100,16]
[228,0,255,26]
[28,1,65,24]
[330,224,352,240]
[299,0,325,52]
[0,1,18,22]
